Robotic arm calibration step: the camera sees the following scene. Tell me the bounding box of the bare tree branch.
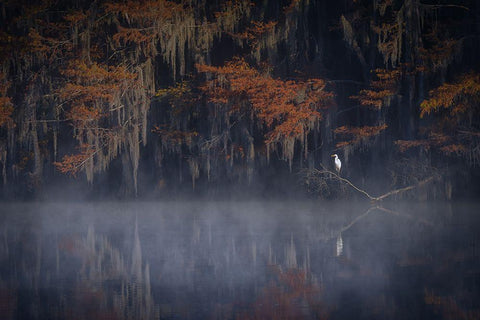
[310,164,435,201]
[420,3,470,11]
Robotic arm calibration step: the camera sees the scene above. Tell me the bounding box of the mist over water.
[1,201,479,319]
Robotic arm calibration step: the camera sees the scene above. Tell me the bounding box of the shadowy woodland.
[1,0,480,199]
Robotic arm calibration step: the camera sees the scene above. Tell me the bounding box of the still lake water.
[0,201,479,319]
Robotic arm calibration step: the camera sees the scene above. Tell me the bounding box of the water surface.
[0,201,479,319]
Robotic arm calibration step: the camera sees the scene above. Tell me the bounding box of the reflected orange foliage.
[238,266,328,320]
[425,289,480,320]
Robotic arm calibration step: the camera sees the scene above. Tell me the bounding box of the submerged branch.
[375,177,434,201]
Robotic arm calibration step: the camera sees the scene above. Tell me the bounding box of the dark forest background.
[1,0,479,200]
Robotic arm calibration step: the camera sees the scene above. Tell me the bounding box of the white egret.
[331,154,341,174]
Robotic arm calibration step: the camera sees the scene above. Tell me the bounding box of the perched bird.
[331,154,341,174]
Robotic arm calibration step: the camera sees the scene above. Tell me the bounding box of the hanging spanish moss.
[0,0,479,199]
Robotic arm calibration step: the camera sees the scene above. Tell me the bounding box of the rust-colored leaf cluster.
[420,72,480,118]
[63,10,88,26]
[58,60,136,126]
[419,38,457,73]
[284,0,302,14]
[351,68,400,109]
[54,144,96,177]
[155,80,198,113]
[152,126,198,148]
[229,20,277,45]
[395,130,468,157]
[24,15,74,62]
[197,58,334,146]
[334,124,387,148]
[395,140,430,153]
[105,0,183,46]
[0,72,13,128]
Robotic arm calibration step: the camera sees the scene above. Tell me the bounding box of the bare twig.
[25,119,70,123]
[420,3,470,11]
[458,130,480,137]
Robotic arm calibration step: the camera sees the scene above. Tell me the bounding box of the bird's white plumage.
[332,154,341,173]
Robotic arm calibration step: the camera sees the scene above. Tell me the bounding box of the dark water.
[0,201,479,319]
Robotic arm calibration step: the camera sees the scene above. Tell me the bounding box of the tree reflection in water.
[0,201,479,319]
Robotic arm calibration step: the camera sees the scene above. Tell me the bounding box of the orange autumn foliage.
[238,266,327,320]
[419,38,457,73]
[397,72,480,161]
[351,68,400,109]
[152,126,198,148]
[54,144,96,177]
[0,98,13,128]
[65,104,102,124]
[334,124,387,148]
[395,130,468,157]
[0,72,13,128]
[105,0,183,46]
[105,0,180,22]
[54,60,138,178]
[58,60,136,125]
[425,289,480,320]
[63,10,88,25]
[395,139,430,153]
[420,72,480,118]
[155,80,198,113]
[284,0,302,13]
[229,20,277,45]
[197,58,334,146]
[25,14,75,62]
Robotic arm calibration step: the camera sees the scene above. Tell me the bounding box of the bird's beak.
[331,154,335,157]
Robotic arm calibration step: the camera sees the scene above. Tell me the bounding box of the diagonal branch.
[312,164,435,201]
[374,177,434,201]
